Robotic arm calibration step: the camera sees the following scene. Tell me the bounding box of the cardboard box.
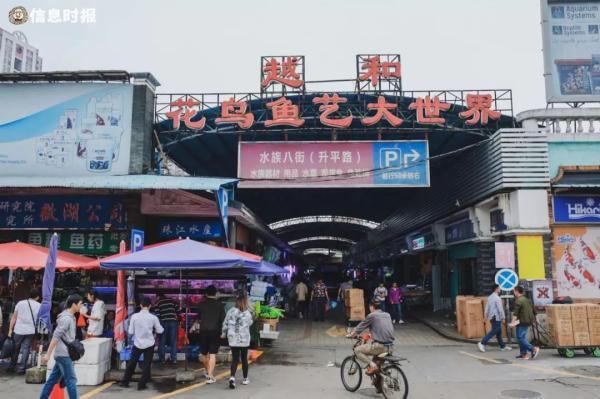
[574,332,591,347]
[548,318,575,347]
[589,319,600,345]
[587,304,600,320]
[546,304,572,320]
[345,289,364,307]
[347,306,365,321]
[456,296,473,335]
[463,299,486,339]
[571,304,589,320]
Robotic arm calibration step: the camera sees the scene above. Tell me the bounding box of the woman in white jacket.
[222,295,253,389]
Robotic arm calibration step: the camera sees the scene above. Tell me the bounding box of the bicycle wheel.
[380,364,409,399]
[340,356,362,392]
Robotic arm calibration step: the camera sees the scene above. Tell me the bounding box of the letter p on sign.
[131,229,144,253]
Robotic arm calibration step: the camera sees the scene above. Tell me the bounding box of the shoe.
[242,378,250,385]
[500,346,513,351]
[520,354,531,360]
[202,373,209,379]
[399,320,405,324]
[532,347,540,359]
[207,377,216,384]
[366,365,379,376]
[229,377,236,389]
[515,355,525,359]
[137,385,147,391]
[477,342,486,353]
[119,382,129,388]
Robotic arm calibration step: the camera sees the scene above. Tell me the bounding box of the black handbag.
[1,337,14,359]
[60,338,85,361]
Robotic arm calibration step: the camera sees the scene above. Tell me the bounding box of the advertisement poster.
[0,83,133,176]
[553,195,600,223]
[553,226,600,298]
[495,242,516,269]
[532,279,555,306]
[541,1,600,102]
[238,141,429,188]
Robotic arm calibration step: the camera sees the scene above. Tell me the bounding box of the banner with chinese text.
[238,141,429,188]
[26,231,128,256]
[159,220,222,240]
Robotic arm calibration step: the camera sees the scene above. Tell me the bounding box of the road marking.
[148,351,264,399]
[81,381,115,399]
[459,351,600,382]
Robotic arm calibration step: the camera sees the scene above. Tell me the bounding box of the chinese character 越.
[47,8,62,23]
[312,93,353,128]
[409,96,451,125]
[358,56,401,87]
[5,215,16,227]
[23,215,34,226]
[63,203,80,223]
[30,8,46,24]
[459,94,501,126]
[262,57,304,89]
[11,201,22,213]
[166,98,206,130]
[215,98,254,129]
[86,204,101,223]
[24,201,35,213]
[80,8,96,24]
[40,203,59,222]
[69,233,85,249]
[259,151,270,164]
[361,96,403,127]
[28,233,43,246]
[265,97,305,127]
[110,203,124,224]
[87,233,104,250]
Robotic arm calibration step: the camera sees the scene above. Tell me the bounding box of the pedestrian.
[197,285,225,384]
[82,289,106,339]
[373,282,388,313]
[511,286,540,360]
[156,293,179,365]
[295,279,308,319]
[120,297,164,391]
[39,294,83,399]
[389,282,404,324]
[222,295,253,389]
[7,288,41,374]
[285,279,297,317]
[311,278,329,322]
[478,284,511,352]
[337,278,353,303]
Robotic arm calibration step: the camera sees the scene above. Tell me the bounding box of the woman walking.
[222,295,254,389]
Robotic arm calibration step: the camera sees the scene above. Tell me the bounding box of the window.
[3,38,13,72]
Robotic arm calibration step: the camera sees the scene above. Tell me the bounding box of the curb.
[414,316,479,345]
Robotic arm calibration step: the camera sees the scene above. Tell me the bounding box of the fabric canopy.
[0,241,96,271]
[85,239,177,268]
[99,238,262,270]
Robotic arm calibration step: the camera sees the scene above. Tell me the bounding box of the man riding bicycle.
[348,300,395,375]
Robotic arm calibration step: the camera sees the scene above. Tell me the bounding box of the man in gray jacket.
[39,294,83,399]
[478,284,512,352]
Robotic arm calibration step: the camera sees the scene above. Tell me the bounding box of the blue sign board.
[372,141,430,186]
[159,220,222,240]
[0,196,127,230]
[554,196,600,224]
[445,220,475,243]
[131,229,144,253]
[495,268,519,291]
[216,188,229,244]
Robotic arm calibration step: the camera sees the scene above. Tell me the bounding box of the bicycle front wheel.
[340,356,362,392]
[380,364,409,399]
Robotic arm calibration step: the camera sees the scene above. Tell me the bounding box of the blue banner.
[0,196,127,229]
[554,196,600,223]
[372,141,430,186]
[159,220,222,239]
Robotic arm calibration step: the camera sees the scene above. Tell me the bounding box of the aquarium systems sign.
[554,196,600,223]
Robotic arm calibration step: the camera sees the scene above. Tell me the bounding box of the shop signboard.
[0,83,134,176]
[553,195,600,223]
[0,196,127,230]
[541,0,600,102]
[26,231,128,255]
[238,141,429,188]
[445,220,475,243]
[495,242,516,269]
[553,226,600,298]
[532,279,555,306]
[411,236,426,250]
[131,229,144,253]
[159,220,222,240]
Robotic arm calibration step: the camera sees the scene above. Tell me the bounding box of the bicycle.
[340,335,409,399]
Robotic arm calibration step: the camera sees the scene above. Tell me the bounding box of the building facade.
[0,29,42,73]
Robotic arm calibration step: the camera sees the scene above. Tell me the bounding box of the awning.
[0,241,97,271]
[0,175,237,191]
[553,170,600,188]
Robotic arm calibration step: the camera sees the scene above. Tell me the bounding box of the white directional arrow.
[403,149,420,167]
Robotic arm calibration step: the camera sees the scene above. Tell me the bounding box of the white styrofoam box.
[252,281,269,288]
[260,331,279,340]
[46,360,109,386]
[47,338,112,369]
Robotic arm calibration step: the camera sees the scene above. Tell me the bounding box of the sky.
[4,0,546,113]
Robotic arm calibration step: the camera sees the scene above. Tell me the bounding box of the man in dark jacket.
[197,285,225,384]
[511,286,540,360]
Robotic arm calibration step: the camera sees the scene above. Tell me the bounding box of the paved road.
[2,319,600,398]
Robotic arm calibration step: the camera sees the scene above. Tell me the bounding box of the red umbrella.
[0,241,96,271]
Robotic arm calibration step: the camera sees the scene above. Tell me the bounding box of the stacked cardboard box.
[572,304,591,346]
[588,304,600,346]
[546,304,575,347]
[455,296,487,339]
[345,289,365,321]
